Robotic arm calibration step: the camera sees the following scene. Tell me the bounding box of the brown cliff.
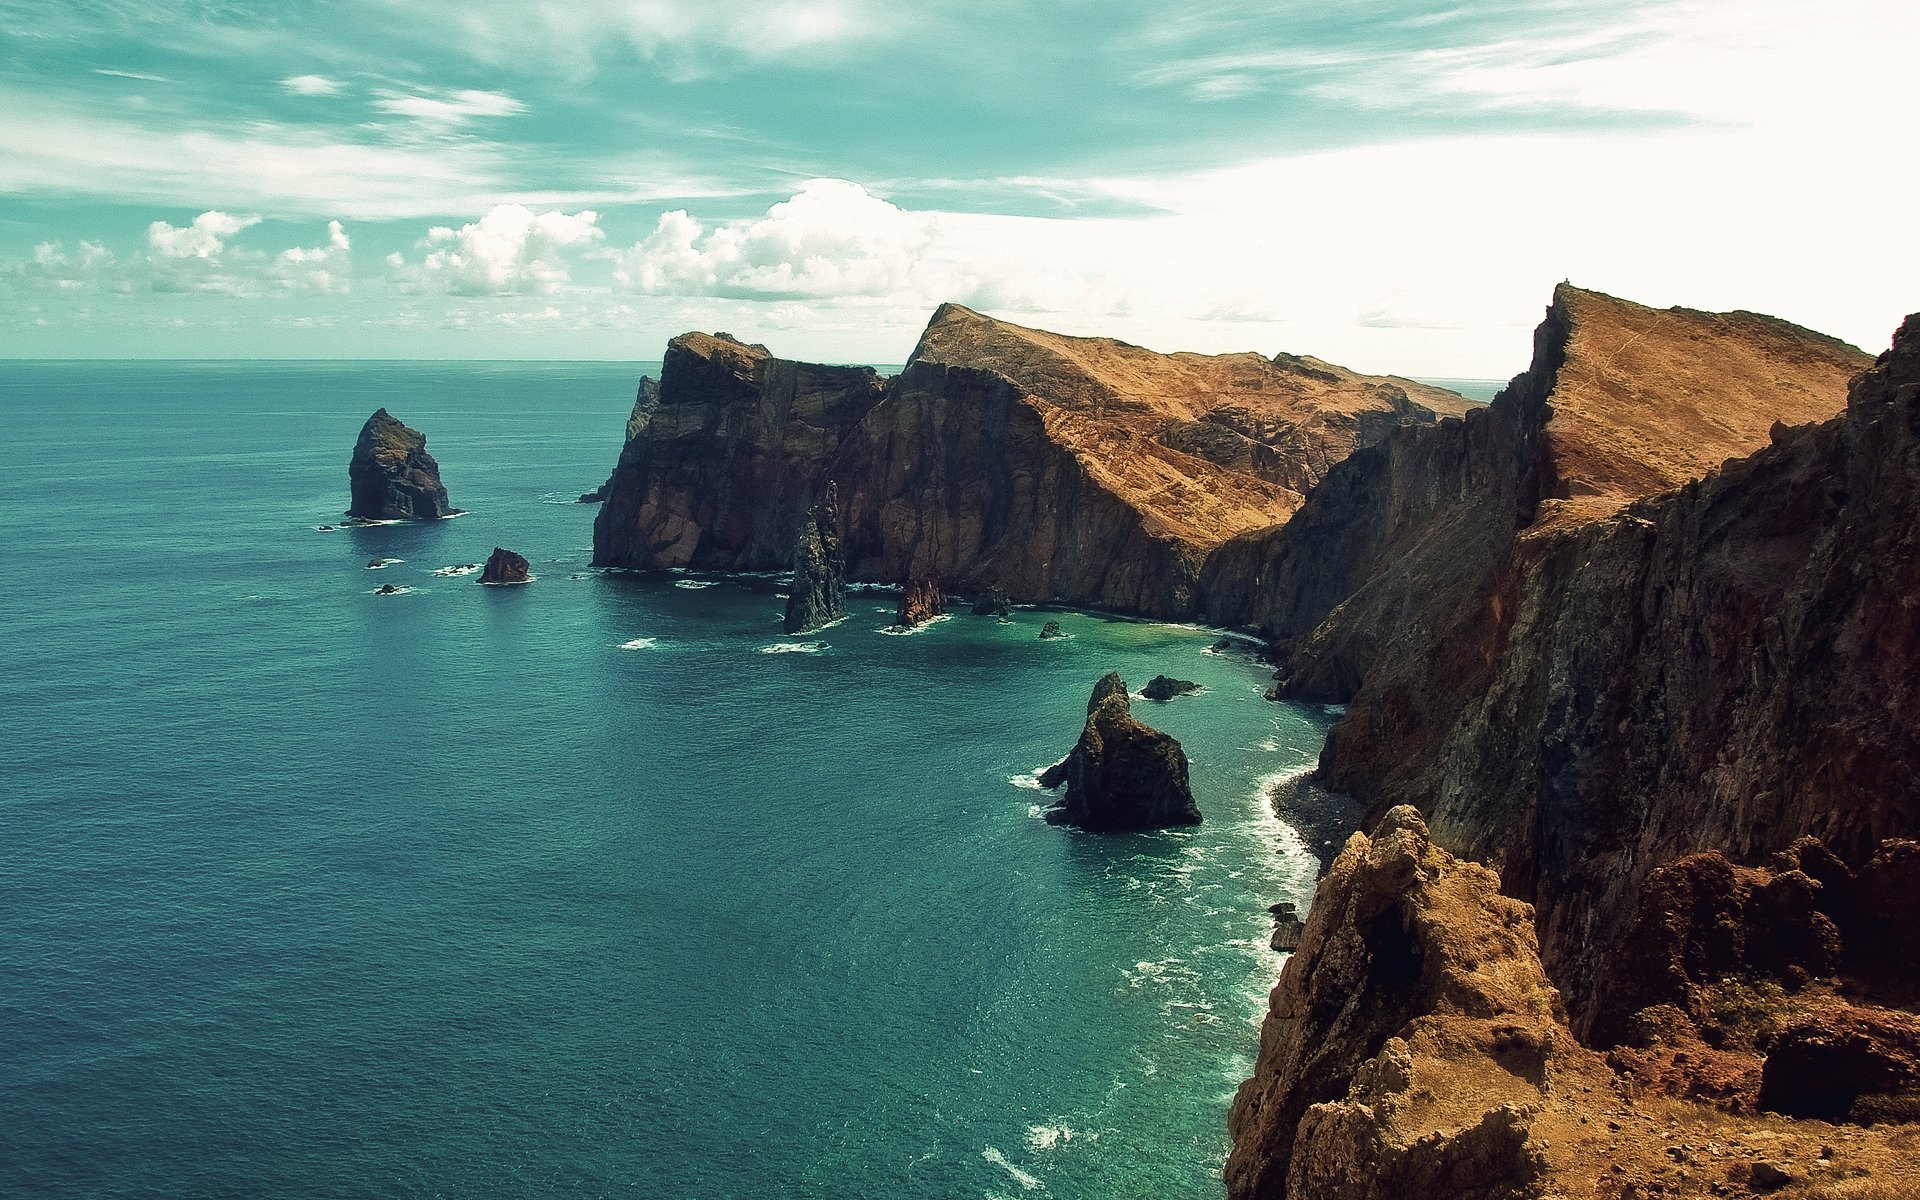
[590,305,1470,615]
[1227,807,1920,1200]
[890,577,945,630]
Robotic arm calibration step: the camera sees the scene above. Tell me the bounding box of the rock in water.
[1038,672,1200,831]
[1142,675,1202,701]
[891,578,945,629]
[971,587,1013,617]
[479,547,531,585]
[783,484,846,634]
[1038,620,1065,640]
[347,408,456,520]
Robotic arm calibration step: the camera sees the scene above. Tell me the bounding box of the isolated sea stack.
[1039,672,1200,830]
[891,578,945,630]
[347,408,456,520]
[782,484,847,634]
[479,547,531,585]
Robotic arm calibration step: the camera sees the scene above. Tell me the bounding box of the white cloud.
[615,179,934,298]
[147,210,260,258]
[281,74,344,96]
[94,68,174,83]
[11,213,353,298]
[371,87,526,127]
[389,204,603,295]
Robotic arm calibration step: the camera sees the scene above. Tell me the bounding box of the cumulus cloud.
[388,204,602,295]
[371,87,526,127]
[281,74,344,96]
[614,179,934,299]
[10,213,352,297]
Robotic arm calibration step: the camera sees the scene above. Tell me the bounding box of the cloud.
[147,210,261,259]
[10,213,353,297]
[388,204,603,294]
[371,86,527,127]
[281,74,344,96]
[615,179,934,298]
[94,68,174,83]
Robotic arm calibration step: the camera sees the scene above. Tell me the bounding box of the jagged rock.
[1226,806,1562,1200]
[479,547,531,585]
[1038,620,1065,640]
[1038,672,1199,831]
[782,484,846,634]
[891,578,945,629]
[971,587,1013,617]
[347,408,457,520]
[580,376,660,503]
[1141,675,1202,702]
[375,583,401,595]
[592,305,1470,614]
[1268,902,1305,952]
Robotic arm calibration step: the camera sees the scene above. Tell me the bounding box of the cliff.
[347,408,457,520]
[1226,807,1920,1200]
[591,335,884,569]
[590,305,1470,615]
[579,377,658,502]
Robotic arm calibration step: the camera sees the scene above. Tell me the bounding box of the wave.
[618,638,657,651]
[365,558,403,569]
[759,641,826,654]
[876,613,953,637]
[433,564,482,577]
[369,585,414,596]
[980,1148,1042,1192]
[1024,1124,1093,1152]
[674,579,718,590]
[1009,761,1062,791]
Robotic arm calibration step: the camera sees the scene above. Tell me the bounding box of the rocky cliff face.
[782,484,847,634]
[1227,807,1920,1200]
[347,408,457,520]
[591,334,884,570]
[579,377,659,503]
[590,305,1469,615]
[1325,309,1917,1028]
[1038,672,1200,830]
[890,578,945,629]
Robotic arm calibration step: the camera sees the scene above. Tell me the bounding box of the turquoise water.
[0,362,1330,1199]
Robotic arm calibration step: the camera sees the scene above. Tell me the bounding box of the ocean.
[0,361,1334,1199]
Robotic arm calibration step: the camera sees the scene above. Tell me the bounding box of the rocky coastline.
[582,288,1919,1197]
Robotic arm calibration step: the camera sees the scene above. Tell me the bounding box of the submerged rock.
[783,484,847,634]
[1038,672,1200,831]
[891,578,945,629]
[1038,620,1066,640]
[347,408,456,520]
[479,547,531,585]
[1142,675,1202,702]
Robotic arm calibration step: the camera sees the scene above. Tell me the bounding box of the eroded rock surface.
[347,408,456,520]
[891,578,945,629]
[479,547,530,585]
[782,484,846,634]
[1038,672,1199,830]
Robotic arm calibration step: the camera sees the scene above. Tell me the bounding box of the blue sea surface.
[0,362,1331,1199]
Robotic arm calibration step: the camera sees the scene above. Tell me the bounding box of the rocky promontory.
[347,408,457,520]
[782,484,847,634]
[591,305,1471,615]
[479,547,530,585]
[1038,672,1200,830]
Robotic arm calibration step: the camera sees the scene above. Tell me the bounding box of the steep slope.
[590,305,1470,615]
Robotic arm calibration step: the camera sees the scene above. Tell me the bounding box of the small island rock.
[1142,675,1202,701]
[783,484,847,634]
[1038,671,1201,831]
[971,587,1013,618]
[347,408,456,520]
[891,578,946,630]
[1038,620,1066,640]
[479,547,531,585]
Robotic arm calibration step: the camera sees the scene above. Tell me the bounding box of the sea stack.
[347,408,456,520]
[782,484,847,634]
[479,547,531,585]
[1142,675,1202,701]
[891,578,945,630]
[1038,672,1201,831]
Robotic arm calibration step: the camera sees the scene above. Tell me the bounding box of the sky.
[2,0,1916,375]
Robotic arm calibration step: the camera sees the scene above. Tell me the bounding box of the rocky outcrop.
[592,336,885,570]
[1038,620,1065,640]
[891,578,945,629]
[347,408,457,520]
[479,547,531,585]
[1141,675,1201,701]
[782,484,846,634]
[580,377,660,502]
[1228,808,1920,1200]
[1038,672,1199,830]
[971,587,1012,617]
[591,305,1470,614]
